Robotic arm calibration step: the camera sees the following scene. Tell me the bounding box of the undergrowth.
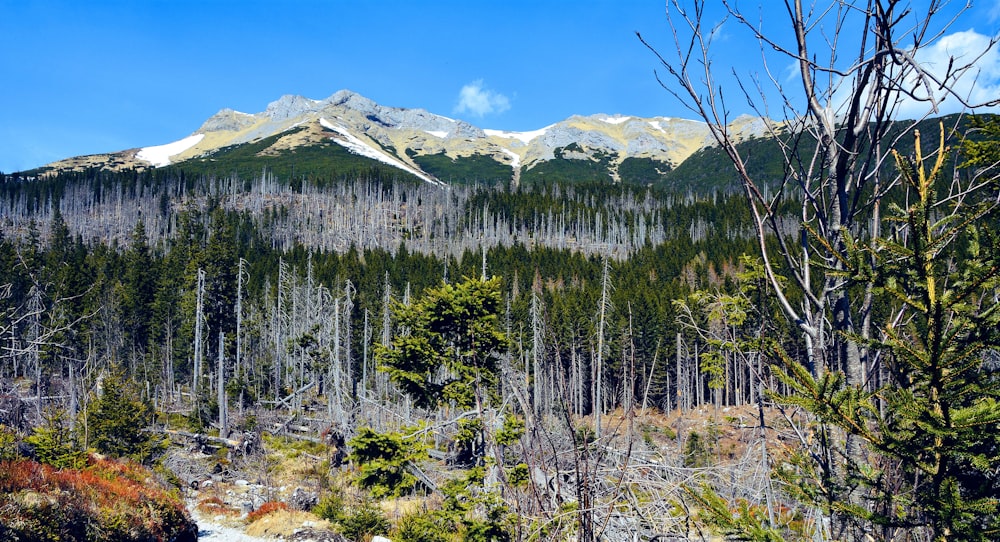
[0,456,195,542]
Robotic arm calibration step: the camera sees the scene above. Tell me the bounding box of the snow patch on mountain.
[425,130,448,138]
[484,126,550,144]
[319,118,440,185]
[137,134,205,167]
[600,115,631,125]
[501,148,520,169]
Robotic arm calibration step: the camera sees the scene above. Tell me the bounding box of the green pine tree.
[86,370,162,463]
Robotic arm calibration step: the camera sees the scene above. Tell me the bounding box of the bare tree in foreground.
[641,0,999,540]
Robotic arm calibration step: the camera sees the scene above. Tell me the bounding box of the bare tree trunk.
[595,257,610,440]
[531,289,544,417]
[193,268,205,397]
[218,332,227,437]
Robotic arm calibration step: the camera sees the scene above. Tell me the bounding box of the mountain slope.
[36,90,773,187]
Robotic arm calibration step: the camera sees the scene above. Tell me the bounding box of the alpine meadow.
[1,1,999,541]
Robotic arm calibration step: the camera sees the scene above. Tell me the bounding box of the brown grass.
[196,495,241,518]
[246,508,331,538]
[246,500,289,523]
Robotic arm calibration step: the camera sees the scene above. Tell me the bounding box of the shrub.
[25,408,86,470]
[339,501,390,541]
[86,371,162,463]
[682,430,712,468]
[0,424,18,460]
[0,457,196,542]
[393,511,454,542]
[312,491,346,522]
[348,426,424,498]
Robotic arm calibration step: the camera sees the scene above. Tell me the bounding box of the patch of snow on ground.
[137,134,205,167]
[648,120,666,133]
[319,118,440,185]
[425,130,449,138]
[484,126,550,144]
[600,115,630,124]
[501,148,520,169]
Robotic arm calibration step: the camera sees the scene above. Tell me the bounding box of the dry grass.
[196,495,242,519]
[246,501,289,523]
[378,495,437,521]
[246,508,331,538]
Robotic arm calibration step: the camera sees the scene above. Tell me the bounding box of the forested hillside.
[2,103,999,540]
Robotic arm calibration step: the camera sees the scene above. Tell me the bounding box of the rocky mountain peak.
[265,94,321,121]
[199,108,258,133]
[325,89,377,113]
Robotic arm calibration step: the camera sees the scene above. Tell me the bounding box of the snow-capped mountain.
[41,89,773,185]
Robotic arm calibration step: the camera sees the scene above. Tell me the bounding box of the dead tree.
[640,0,999,539]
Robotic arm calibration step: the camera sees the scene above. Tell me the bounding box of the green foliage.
[411,152,512,184]
[618,156,672,185]
[494,414,524,447]
[685,483,810,541]
[339,501,391,541]
[312,491,346,522]
[167,127,422,185]
[26,409,86,470]
[574,424,595,448]
[393,511,455,542]
[377,276,508,410]
[505,463,529,487]
[348,426,425,498]
[453,417,485,466]
[0,424,18,461]
[682,431,712,468]
[960,114,1000,173]
[463,494,513,542]
[314,491,391,540]
[764,127,1000,540]
[437,468,513,542]
[520,145,618,186]
[86,371,161,463]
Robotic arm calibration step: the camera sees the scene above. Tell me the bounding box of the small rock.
[286,528,349,542]
[235,479,250,487]
[289,487,318,511]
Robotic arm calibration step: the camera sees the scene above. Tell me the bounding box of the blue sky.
[1,0,998,173]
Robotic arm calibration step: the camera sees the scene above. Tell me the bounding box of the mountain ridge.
[35,89,774,186]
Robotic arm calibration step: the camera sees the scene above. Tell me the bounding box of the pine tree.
[86,370,161,463]
[377,276,508,411]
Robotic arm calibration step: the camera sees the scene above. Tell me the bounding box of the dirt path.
[189,502,273,541]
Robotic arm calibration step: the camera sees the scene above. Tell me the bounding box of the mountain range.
[36,89,774,187]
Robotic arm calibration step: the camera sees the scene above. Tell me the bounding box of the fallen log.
[152,428,252,450]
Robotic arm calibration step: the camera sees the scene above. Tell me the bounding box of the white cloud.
[894,29,1000,117]
[454,80,511,117]
[824,29,1000,119]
